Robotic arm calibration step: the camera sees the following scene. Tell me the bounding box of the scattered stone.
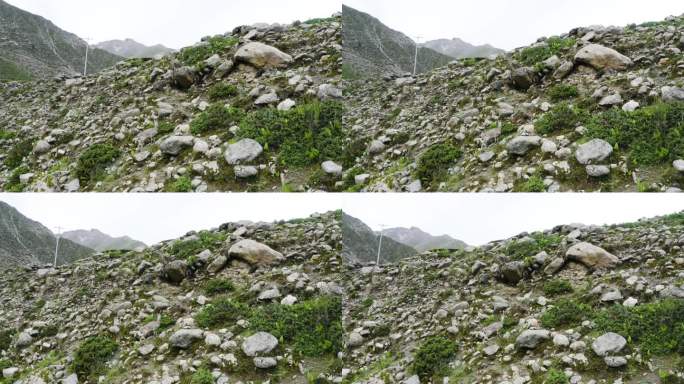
[242,332,278,357]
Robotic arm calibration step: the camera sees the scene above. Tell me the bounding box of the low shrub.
[541,299,591,328]
[195,297,250,329]
[545,368,569,384]
[535,102,589,135]
[543,279,574,296]
[204,278,234,296]
[165,176,193,192]
[168,231,227,260]
[75,143,121,185]
[207,83,238,101]
[505,233,562,261]
[518,37,576,66]
[179,36,238,66]
[249,296,343,357]
[71,336,118,380]
[182,367,214,384]
[411,335,458,382]
[190,103,244,135]
[0,329,15,351]
[548,84,579,101]
[515,174,546,192]
[416,143,462,188]
[4,139,33,169]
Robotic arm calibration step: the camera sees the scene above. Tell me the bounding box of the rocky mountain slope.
[0,0,122,80]
[62,229,146,252]
[383,227,467,252]
[341,213,417,265]
[342,5,453,78]
[0,211,345,384]
[341,211,684,384]
[95,39,175,59]
[0,201,94,268]
[343,15,684,192]
[0,14,344,192]
[422,38,505,60]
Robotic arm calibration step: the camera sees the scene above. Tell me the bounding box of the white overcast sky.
[344,0,684,50]
[5,0,341,49]
[1,194,682,246]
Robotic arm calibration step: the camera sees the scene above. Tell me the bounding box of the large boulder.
[566,242,619,269]
[592,332,627,357]
[33,140,51,155]
[507,136,541,155]
[575,139,613,165]
[662,86,684,102]
[242,332,278,356]
[162,260,188,284]
[172,66,198,90]
[160,136,194,156]
[224,139,263,165]
[574,44,632,71]
[234,42,293,69]
[169,329,204,349]
[500,261,525,285]
[510,67,537,91]
[515,330,551,349]
[227,239,284,266]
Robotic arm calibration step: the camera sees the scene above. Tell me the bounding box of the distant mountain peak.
[421,38,505,59]
[62,229,146,252]
[383,226,467,252]
[94,39,175,59]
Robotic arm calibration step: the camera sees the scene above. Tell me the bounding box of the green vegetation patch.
[416,143,462,189]
[169,231,227,260]
[535,102,590,135]
[165,176,193,192]
[75,143,121,185]
[0,130,16,140]
[0,57,32,81]
[518,37,576,66]
[541,299,591,328]
[543,279,574,297]
[179,36,238,66]
[4,139,33,169]
[411,335,459,382]
[204,278,235,296]
[249,296,343,357]
[181,367,215,384]
[0,328,15,351]
[5,165,29,192]
[195,297,250,329]
[505,233,562,261]
[190,103,244,135]
[548,84,579,101]
[207,83,238,101]
[237,100,346,167]
[545,369,569,384]
[585,102,684,166]
[71,335,118,380]
[513,174,546,192]
[594,299,684,356]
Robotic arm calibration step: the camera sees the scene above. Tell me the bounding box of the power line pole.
[83,37,92,76]
[53,226,63,268]
[413,36,423,76]
[375,224,387,267]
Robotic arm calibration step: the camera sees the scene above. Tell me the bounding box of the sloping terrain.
[341,212,684,384]
[62,229,146,252]
[0,0,122,80]
[342,5,453,78]
[383,227,467,252]
[343,15,684,192]
[0,201,94,268]
[341,213,417,265]
[0,15,344,192]
[0,211,345,384]
[95,39,175,59]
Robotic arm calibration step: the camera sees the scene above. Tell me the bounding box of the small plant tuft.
[416,143,462,189]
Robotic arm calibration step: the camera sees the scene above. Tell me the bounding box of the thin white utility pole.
[83,38,92,76]
[53,226,63,268]
[413,36,423,76]
[375,224,387,267]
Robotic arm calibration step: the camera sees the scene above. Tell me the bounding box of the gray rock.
[507,136,541,155]
[601,288,623,302]
[510,67,537,90]
[225,139,263,165]
[255,91,279,105]
[586,165,610,177]
[234,42,293,69]
[162,260,188,284]
[318,84,343,100]
[483,344,500,356]
[172,66,198,90]
[553,61,574,79]
[516,330,551,349]
[321,161,343,176]
[622,100,639,112]
[207,255,228,273]
[574,44,632,70]
[592,332,627,357]
[674,159,684,172]
[544,257,565,275]
[15,332,32,348]
[169,329,203,349]
[242,332,279,356]
[599,93,623,106]
[575,139,613,165]
[348,332,364,347]
[62,373,78,384]
[254,357,277,369]
[368,140,386,155]
[662,86,684,102]
[234,165,258,178]
[2,367,19,379]
[404,375,420,384]
[227,239,284,266]
[160,136,194,156]
[500,261,525,285]
[33,140,51,155]
[277,99,296,111]
[566,242,619,269]
[605,356,627,367]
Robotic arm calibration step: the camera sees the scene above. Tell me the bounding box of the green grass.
[190,103,244,135]
[0,329,15,352]
[548,84,579,101]
[594,299,684,356]
[181,367,215,384]
[411,335,458,382]
[195,297,250,329]
[179,36,238,66]
[543,279,574,297]
[514,174,546,192]
[237,100,346,167]
[164,176,193,192]
[585,102,684,166]
[535,102,590,135]
[4,165,29,192]
[168,231,227,260]
[207,83,238,101]
[416,143,463,189]
[203,278,235,296]
[518,37,576,66]
[541,299,592,328]
[71,336,118,381]
[4,139,33,169]
[0,130,16,140]
[249,296,343,357]
[75,143,121,185]
[545,369,569,384]
[504,233,562,261]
